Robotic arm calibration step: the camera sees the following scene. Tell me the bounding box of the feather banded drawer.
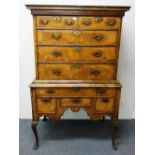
[26,5,130,150]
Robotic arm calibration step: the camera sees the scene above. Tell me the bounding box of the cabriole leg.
[31,121,39,150]
[112,118,119,150]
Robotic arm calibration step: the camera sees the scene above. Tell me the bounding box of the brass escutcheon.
[53,16,61,22]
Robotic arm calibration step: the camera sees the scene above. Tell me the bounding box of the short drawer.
[38,64,115,80]
[60,97,92,107]
[95,97,114,113]
[37,97,56,113]
[37,30,117,45]
[96,88,115,96]
[38,46,116,62]
[79,17,121,29]
[37,16,78,28]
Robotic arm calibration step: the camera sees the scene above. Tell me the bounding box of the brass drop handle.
[105,18,117,26]
[92,51,103,57]
[51,33,62,39]
[90,69,101,76]
[40,18,48,25]
[52,51,62,57]
[41,98,51,104]
[52,69,62,76]
[46,89,55,94]
[65,18,74,25]
[95,17,103,23]
[93,34,103,41]
[72,98,81,104]
[82,19,92,26]
[96,88,107,94]
[102,98,110,103]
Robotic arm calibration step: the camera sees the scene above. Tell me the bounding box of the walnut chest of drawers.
[26,5,130,150]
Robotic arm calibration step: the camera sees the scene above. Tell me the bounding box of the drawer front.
[36,87,96,97]
[38,46,116,62]
[37,16,78,28]
[38,64,69,80]
[96,88,115,97]
[38,64,115,80]
[37,98,56,113]
[79,17,121,29]
[95,97,114,113]
[60,97,92,107]
[37,30,117,45]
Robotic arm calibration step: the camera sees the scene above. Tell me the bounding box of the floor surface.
[19,119,135,155]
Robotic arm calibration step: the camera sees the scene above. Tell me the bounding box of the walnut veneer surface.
[26,5,130,150]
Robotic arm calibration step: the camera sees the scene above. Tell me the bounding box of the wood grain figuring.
[27,5,130,150]
[60,97,92,107]
[36,87,96,97]
[37,97,57,113]
[37,30,117,45]
[95,97,114,113]
[35,87,115,97]
[38,46,116,62]
[38,64,115,80]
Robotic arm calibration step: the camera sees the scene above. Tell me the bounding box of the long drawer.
[37,30,117,45]
[37,46,116,62]
[38,63,115,80]
[36,87,115,97]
